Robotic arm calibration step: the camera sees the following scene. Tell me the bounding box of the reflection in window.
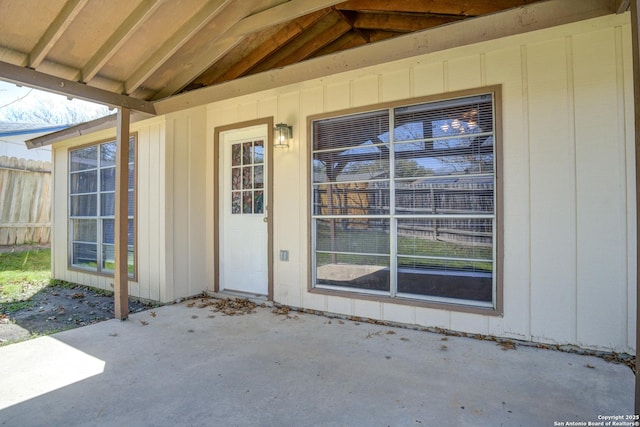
[231,140,264,215]
[311,91,498,308]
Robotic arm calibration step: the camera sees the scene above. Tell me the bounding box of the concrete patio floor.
[0,299,634,427]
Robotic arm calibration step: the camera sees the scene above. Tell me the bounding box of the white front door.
[219,125,269,296]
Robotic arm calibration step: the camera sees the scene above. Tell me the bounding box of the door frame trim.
[213,117,274,300]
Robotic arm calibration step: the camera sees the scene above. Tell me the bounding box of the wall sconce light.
[274,123,292,148]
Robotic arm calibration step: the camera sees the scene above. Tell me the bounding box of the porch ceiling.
[0,0,620,117]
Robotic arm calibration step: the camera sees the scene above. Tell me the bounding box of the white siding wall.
[52,119,169,301]
[164,107,208,301]
[52,108,208,304]
[200,14,636,353]
[51,14,636,353]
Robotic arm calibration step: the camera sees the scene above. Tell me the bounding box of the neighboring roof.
[0,121,69,137]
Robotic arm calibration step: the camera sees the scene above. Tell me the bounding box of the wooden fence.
[0,155,51,245]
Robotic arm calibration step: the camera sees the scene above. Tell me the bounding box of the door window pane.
[254,191,263,214]
[243,191,252,214]
[253,140,264,163]
[231,140,265,215]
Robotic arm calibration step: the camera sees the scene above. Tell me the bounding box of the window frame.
[307,86,503,316]
[67,134,138,281]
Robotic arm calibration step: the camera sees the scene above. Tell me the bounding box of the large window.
[310,88,500,310]
[69,137,135,277]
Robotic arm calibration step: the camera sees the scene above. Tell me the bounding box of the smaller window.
[69,137,136,277]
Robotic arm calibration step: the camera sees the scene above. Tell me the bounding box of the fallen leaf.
[585,364,595,369]
[498,341,516,351]
[139,319,149,326]
[150,311,156,318]
[386,330,396,335]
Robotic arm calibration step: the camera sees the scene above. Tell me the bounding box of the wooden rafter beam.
[211,9,333,84]
[26,111,152,149]
[281,14,353,64]
[335,0,541,16]
[29,0,89,68]
[151,0,346,100]
[124,0,232,95]
[619,0,631,12]
[80,0,162,83]
[252,12,352,73]
[0,60,156,114]
[225,0,345,39]
[312,32,370,57]
[353,12,462,32]
[154,0,616,116]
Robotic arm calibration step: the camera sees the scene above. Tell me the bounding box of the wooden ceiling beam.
[212,9,333,85]
[335,0,541,16]
[151,0,346,99]
[29,0,89,69]
[265,13,353,70]
[0,60,155,114]
[80,0,163,83]
[353,12,461,32]
[124,0,232,95]
[154,0,615,116]
[226,0,346,38]
[312,32,368,57]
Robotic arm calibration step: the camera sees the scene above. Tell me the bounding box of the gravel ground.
[1,243,156,344]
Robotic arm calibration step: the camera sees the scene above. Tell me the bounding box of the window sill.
[308,286,502,317]
[68,265,138,283]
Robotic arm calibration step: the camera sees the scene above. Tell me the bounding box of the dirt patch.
[0,282,154,344]
[0,243,50,254]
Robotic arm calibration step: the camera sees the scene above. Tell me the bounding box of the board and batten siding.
[52,111,208,303]
[50,13,635,353]
[201,14,635,353]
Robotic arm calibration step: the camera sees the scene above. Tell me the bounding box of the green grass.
[0,248,51,305]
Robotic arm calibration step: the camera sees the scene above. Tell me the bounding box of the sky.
[0,80,110,125]
[0,80,36,106]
